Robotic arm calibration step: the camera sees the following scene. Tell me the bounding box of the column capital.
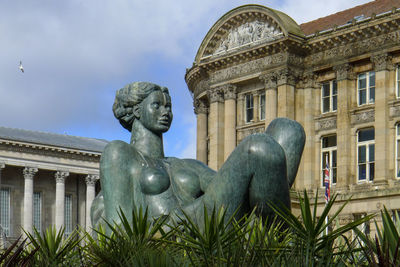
[85,174,99,186]
[23,167,38,180]
[194,98,208,115]
[208,88,224,103]
[259,72,277,90]
[222,84,237,100]
[55,171,69,183]
[302,71,318,89]
[371,53,393,71]
[276,68,296,86]
[333,63,355,81]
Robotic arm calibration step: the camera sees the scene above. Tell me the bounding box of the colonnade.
[19,166,99,233]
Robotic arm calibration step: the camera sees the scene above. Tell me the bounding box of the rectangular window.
[397,124,400,178]
[259,93,265,121]
[321,80,337,113]
[397,66,400,98]
[321,135,337,186]
[0,188,10,237]
[353,213,370,241]
[64,194,73,235]
[357,128,375,182]
[358,71,375,105]
[33,192,42,233]
[245,94,254,123]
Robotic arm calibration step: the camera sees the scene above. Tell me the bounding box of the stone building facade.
[0,126,107,246]
[185,1,400,233]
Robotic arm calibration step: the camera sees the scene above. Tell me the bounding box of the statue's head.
[113,82,172,132]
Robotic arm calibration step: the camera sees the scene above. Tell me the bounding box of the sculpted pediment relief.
[212,20,283,56]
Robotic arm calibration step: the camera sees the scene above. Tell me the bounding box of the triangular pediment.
[195,5,305,62]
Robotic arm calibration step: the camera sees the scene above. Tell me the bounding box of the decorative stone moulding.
[194,98,209,115]
[316,116,337,131]
[351,109,375,125]
[212,20,283,56]
[390,104,400,118]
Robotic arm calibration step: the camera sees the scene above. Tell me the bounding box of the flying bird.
[19,61,24,73]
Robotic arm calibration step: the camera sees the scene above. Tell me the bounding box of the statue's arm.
[181,159,216,191]
[100,140,134,224]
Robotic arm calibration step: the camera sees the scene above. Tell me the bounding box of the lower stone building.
[185,0,400,235]
[0,126,107,247]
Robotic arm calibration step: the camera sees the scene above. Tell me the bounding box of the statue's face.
[139,90,173,133]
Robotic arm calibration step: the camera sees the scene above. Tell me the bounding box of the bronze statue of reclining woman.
[91,81,305,228]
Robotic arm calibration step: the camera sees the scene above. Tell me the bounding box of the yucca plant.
[85,207,182,266]
[357,207,400,266]
[268,190,374,266]
[0,237,37,266]
[165,206,261,266]
[24,226,83,266]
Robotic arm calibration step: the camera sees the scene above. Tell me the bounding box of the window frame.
[357,128,375,182]
[64,194,73,236]
[396,66,400,98]
[321,135,337,187]
[259,92,265,121]
[0,187,10,237]
[357,71,375,106]
[321,80,337,113]
[396,124,400,179]
[33,191,42,233]
[245,94,254,123]
[353,213,370,242]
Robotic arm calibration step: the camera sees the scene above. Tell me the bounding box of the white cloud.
[0,0,372,155]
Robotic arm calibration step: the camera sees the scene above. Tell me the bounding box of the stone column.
[302,72,319,190]
[223,84,237,160]
[85,174,98,231]
[237,94,245,126]
[277,68,296,119]
[55,171,69,231]
[334,64,354,187]
[23,167,38,233]
[260,72,277,127]
[208,88,224,170]
[253,92,259,122]
[194,99,208,165]
[371,53,391,184]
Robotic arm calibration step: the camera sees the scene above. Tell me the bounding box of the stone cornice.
[0,139,101,162]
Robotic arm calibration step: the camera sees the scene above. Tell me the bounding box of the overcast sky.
[0,0,371,158]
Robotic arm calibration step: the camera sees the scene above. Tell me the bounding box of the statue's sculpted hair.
[113,81,169,131]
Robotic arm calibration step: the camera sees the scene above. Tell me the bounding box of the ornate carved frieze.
[306,30,400,66]
[23,167,38,180]
[333,64,354,81]
[55,171,69,183]
[371,53,393,71]
[85,174,99,186]
[194,98,209,115]
[238,126,265,142]
[210,52,286,84]
[351,109,375,125]
[316,117,337,131]
[212,20,283,56]
[259,72,277,89]
[208,88,224,103]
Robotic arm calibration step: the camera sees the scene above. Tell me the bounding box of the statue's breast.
[139,167,170,195]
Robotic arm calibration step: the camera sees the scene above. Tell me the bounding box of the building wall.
[186,3,400,234]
